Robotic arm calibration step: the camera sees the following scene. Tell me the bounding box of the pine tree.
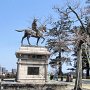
[47,7,72,80]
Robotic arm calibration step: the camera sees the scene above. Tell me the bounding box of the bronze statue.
[16,24,46,46]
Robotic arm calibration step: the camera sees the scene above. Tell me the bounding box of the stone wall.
[1,83,68,90]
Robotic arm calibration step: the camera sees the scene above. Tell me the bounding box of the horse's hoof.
[29,44,31,46]
[21,44,23,46]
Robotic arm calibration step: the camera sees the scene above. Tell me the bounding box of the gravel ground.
[66,85,90,90]
[0,79,90,90]
[60,79,90,90]
[48,79,90,90]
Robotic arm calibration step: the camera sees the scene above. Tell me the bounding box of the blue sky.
[0,0,85,72]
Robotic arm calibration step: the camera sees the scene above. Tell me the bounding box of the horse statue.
[16,25,46,46]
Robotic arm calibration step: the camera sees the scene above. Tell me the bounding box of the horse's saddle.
[31,30,40,36]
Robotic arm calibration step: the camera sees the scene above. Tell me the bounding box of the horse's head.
[38,25,47,33]
[42,25,47,32]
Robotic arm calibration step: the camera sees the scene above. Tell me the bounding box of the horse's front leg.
[21,36,25,46]
[36,38,40,46]
[27,36,31,45]
[41,37,45,44]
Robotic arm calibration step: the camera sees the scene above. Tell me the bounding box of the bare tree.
[47,1,90,89]
[68,5,90,90]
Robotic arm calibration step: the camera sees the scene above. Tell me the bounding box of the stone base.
[16,46,50,83]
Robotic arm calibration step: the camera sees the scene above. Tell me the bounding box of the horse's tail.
[15,30,25,32]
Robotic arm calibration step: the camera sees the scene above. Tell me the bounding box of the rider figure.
[32,18,38,36]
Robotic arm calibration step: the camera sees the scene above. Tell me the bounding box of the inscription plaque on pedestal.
[27,67,39,75]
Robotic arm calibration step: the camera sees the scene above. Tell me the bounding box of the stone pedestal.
[15,46,50,83]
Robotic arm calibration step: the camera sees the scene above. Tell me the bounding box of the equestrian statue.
[16,18,47,46]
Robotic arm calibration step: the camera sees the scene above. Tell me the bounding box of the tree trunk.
[82,69,84,79]
[85,35,90,79]
[87,35,90,57]
[86,62,89,79]
[74,48,82,90]
[58,52,63,81]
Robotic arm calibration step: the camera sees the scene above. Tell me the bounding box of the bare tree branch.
[68,6,86,33]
